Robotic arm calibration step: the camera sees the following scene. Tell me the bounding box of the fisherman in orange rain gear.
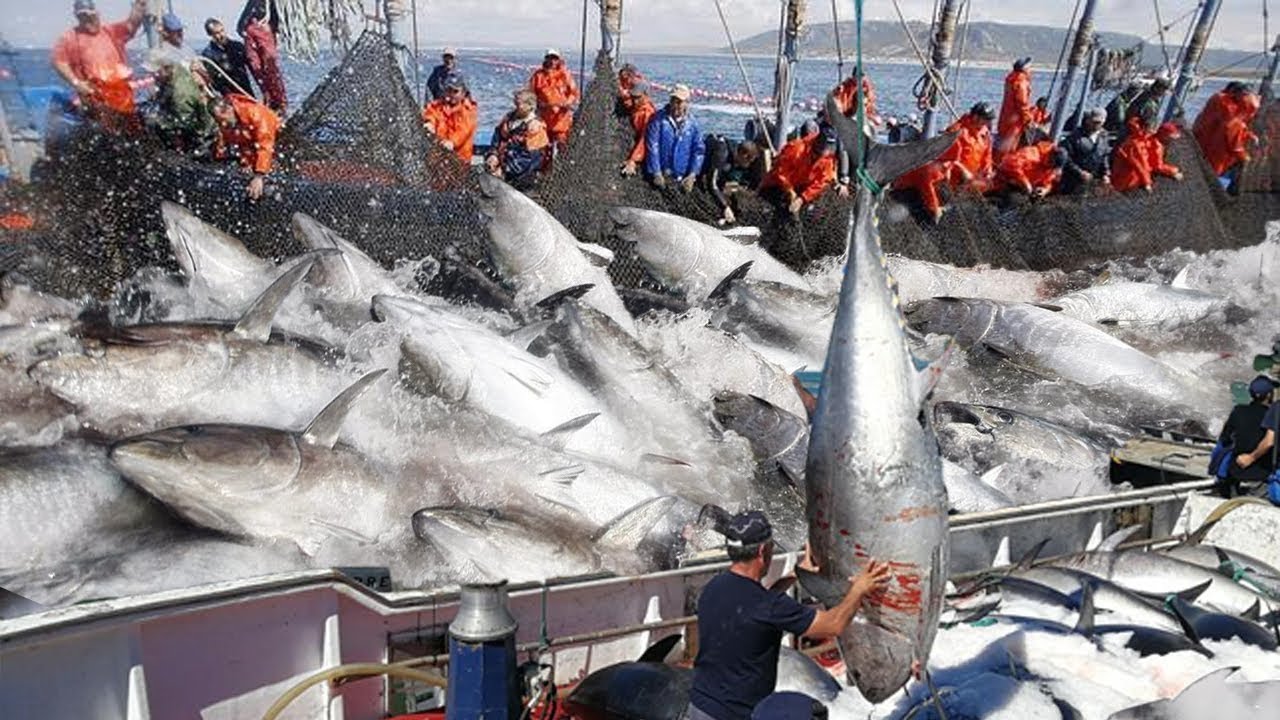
[1029,96,1050,129]
[997,57,1034,157]
[832,69,882,128]
[996,130,1060,198]
[939,102,996,191]
[895,160,970,223]
[619,82,657,177]
[1112,117,1184,193]
[51,0,148,132]
[758,126,839,218]
[211,93,280,200]
[1194,82,1261,183]
[422,76,478,162]
[485,89,551,191]
[530,49,580,153]
[618,63,644,98]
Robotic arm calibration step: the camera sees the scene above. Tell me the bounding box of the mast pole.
[772,0,806,151]
[600,0,623,61]
[1261,33,1280,102]
[1068,40,1099,131]
[922,0,962,138]
[383,0,415,88]
[1165,0,1223,122]
[1049,0,1099,141]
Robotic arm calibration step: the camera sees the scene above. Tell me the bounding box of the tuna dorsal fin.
[540,413,599,448]
[1242,599,1261,622]
[796,567,850,608]
[1212,546,1234,571]
[824,92,959,189]
[1015,538,1051,572]
[533,284,595,312]
[1166,598,1203,646]
[1073,582,1095,636]
[1174,668,1239,701]
[592,495,678,546]
[980,465,1005,486]
[232,254,316,341]
[1171,266,1192,289]
[1173,579,1214,604]
[1097,525,1143,553]
[720,226,761,244]
[577,242,615,267]
[706,261,754,303]
[637,634,682,664]
[302,369,387,448]
[992,536,1012,568]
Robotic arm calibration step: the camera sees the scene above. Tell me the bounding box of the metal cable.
[831,0,845,82]
[1152,0,1175,76]
[711,0,776,154]
[1046,0,1084,105]
[410,0,422,105]
[951,0,973,111]
[579,0,589,93]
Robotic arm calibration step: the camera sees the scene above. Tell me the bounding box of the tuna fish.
[1051,548,1270,616]
[709,277,837,372]
[161,200,279,311]
[475,173,636,335]
[1046,272,1233,329]
[607,207,811,303]
[0,272,81,324]
[884,256,1074,307]
[798,100,957,702]
[932,401,1111,474]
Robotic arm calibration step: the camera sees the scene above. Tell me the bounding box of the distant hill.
[729,21,1261,76]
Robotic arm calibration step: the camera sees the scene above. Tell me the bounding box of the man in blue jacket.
[645,84,706,191]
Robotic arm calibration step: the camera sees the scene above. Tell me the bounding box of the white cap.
[545,48,561,58]
[442,47,457,57]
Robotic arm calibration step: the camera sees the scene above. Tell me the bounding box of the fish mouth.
[606,207,635,234]
[933,401,988,431]
[476,172,503,200]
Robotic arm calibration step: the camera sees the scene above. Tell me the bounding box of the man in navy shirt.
[687,511,891,720]
[1236,381,1280,477]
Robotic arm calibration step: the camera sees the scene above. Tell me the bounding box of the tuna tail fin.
[637,633,682,664]
[1015,538,1051,573]
[706,261,754,303]
[232,254,317,342]
[824,92,959,189]
[1073,582,1096,636]
[1242,599,1262,622]
[1173,579,1214,605]
[577,242,615,267]
[796,567,851,608]
[302,369,388,449]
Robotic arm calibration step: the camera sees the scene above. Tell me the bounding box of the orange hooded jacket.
[896,161,966,216]
[940,114,995,185]
[997,68,1033,155]
[621,94,657,164]
[996,139,1058,194]
[833,75,881,126]
[1113,118,1181,192]
[422,97,479,162]
[217,93,280,175]
[759,135,837,203]
[530,64,580,143]
[1194,91,1260,175]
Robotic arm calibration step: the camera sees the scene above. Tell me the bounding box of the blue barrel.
[445,582,520,720]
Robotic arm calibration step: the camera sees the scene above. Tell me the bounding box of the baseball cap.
[442,47,457,57]
[545,48,561,58]
[1156,121,1182,140]
[161,13,183,32]
[1249,375,1277,397]
[73,0,96,14]
[670,84,692,102]
[1014,57,1032,70]
[628,81,649,97]
[970,101,995,119]
[724,510,772,547]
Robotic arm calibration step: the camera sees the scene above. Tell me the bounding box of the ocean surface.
[0,43,1228,143]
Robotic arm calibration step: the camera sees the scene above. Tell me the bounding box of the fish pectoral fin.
[532,284,595,313]
[302,369,387,448]
[706,262,754,303]
[592,496,678,547]
[500,357,555,395]
[719,226,761,244]
[232,254,316,342]
[1030,303,1064,312]
[538,464,587,484]
[576,242,615,267]
[540,413,600,449]
[639,453,693,467]
[796,567,851,608]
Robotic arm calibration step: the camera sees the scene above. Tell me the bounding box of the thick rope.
[712,0,777,154]
[888,0,960,120]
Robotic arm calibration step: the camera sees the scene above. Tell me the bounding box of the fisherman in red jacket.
[758,126,839,217]
[997,57,1034,158]
[1112,118,1184,193]
[1194,82,1260,188]
[895,160,970,223]
[51,0,148,132]
[422,76,478,162]
[211,93,281,200]
[996,131,1060,197]
[832,69,882,128]
[239,2,287,114]
[939,102,996,192]
[530,49,580,153]
[619,82,657,177]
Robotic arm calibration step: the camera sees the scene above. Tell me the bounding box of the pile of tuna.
[0,167,1274,608]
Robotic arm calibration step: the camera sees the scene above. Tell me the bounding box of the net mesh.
[3,33,1276,302]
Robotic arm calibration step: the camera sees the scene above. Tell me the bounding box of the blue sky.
[3,0,1266,52]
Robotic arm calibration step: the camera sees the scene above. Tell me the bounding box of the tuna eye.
[996,411,1013,424]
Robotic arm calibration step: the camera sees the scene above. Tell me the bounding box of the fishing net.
[3,32,1276,303]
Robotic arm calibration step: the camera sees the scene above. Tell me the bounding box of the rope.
[951,0,972,111]
[1152,0,1175,76]
[410,0,422,105]
[579,0,589,93]
[831,0,845,83]
[853,0,883,194]
[888,0,960,120]
[1046,0,1084,105]
[711,0,776,154]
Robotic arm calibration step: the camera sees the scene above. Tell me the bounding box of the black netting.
[5,34,1277,302]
